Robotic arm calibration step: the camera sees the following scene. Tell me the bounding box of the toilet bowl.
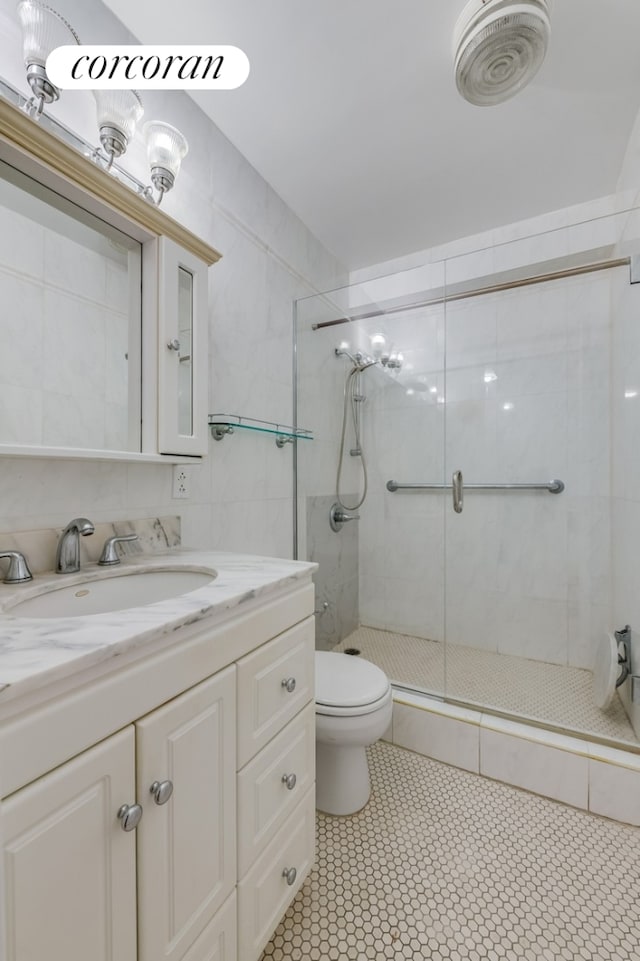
[315,651,392,816]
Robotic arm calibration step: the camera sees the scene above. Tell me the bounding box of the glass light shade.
[94,90,144,146]
[143,121,189,179]
[16,1,79,67]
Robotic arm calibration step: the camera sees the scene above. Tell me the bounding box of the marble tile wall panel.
[0,516,181,575]
[306,495,358,650]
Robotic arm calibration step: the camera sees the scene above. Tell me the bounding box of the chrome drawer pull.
[281,677,296,693]
[150,779,174,805]
[117,802,142,831]
[282,867,297,886]
[282,773,297,791]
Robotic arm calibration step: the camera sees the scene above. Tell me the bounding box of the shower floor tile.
[260,741,640,961]
[333,625,638,746]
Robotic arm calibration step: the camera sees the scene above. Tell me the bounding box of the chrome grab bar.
[386,479,565,494]
[452,470,464,514]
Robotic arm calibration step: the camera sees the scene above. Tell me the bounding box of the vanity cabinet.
[0,579,316,961]
[2,669,236,961]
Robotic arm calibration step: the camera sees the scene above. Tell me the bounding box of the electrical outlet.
[172,465,191,499]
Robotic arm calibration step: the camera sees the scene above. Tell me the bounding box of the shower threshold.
[333,625,638,749]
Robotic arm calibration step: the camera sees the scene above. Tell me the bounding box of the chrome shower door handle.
[452,470,464,514]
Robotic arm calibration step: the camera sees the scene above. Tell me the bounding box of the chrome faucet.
[0,551,33,583]
[56,518,95,574]
[98,533,139,566]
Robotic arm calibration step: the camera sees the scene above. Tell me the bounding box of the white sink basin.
[5,568,216,619]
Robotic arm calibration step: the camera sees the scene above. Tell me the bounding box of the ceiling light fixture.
[16,0,80,117]
[454,0,551,106]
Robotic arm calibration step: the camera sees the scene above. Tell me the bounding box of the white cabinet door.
[157,236,209,456]
[136,667,236,961]
[2,726,137,961]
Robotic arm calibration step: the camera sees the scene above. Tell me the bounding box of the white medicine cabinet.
[156,239,209,457]
[0,97,220,463]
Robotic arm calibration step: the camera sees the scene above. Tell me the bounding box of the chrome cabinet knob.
[282,867,297,886]
[167,338,181,351]
[150,779,174,805]
[281,677,296,693]
[117,803,143,832]
[282,773,297,791]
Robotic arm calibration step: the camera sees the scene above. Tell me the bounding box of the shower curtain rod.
[311,256,631,330]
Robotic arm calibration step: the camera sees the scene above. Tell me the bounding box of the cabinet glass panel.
[177,266,194,436]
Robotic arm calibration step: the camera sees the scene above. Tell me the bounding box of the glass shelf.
[208,414,313,447]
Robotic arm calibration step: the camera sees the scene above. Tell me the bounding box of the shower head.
[335,346,377,372]
[454,0,551,106]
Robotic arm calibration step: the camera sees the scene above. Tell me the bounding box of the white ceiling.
[101,0,640,269]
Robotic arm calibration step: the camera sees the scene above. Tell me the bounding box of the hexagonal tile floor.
[260,741,640,960]
[333,626,638,746]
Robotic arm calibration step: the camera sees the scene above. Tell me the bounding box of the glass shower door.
[295,264,448,699]
[441,224,625,740]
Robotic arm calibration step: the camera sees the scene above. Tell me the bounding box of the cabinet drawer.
[237,701,315,877]
[237,786,315,961]
[237,617,315,766]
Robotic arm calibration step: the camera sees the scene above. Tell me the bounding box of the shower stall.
[294,203,640,752]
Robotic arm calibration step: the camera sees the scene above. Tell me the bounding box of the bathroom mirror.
[0,157,142,452]
[0,93,220,460]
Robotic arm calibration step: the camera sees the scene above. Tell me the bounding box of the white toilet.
[315,651,393,816]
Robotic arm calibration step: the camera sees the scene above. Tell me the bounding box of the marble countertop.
[0,550,316,704]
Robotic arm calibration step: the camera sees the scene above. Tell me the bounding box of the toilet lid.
[315,651,390,708]
[593,633,618,710]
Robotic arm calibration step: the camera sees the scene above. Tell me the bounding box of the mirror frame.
[0,97,221,463]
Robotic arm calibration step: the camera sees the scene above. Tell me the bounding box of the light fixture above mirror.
[93,89,144,169]
[143,121,189,206]
[14,1,188,203]
[16,0,80,116]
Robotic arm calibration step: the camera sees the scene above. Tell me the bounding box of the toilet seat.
[315,651,391,717]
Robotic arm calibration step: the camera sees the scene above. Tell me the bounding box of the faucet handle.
[0,551,33,583]
[98,534,139,566]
